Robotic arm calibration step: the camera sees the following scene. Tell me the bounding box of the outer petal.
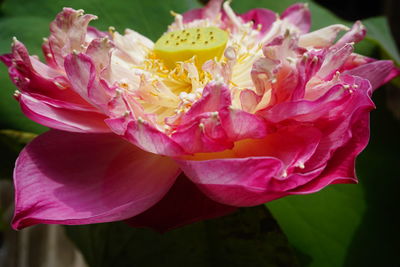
[177,157,285,206]
[2,40,88,106]
[343,60,399,91]
[177,124,322,206]
[281,3,311,34]
[126,174,237,232]
[290,106,370,194]
[12,131,180,230]
[18,93,110,133]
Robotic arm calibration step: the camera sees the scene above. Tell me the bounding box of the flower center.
[154,27,228,68]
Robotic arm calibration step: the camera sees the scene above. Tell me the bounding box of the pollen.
[154,27,229,69]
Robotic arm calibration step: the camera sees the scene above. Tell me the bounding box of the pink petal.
[177,157,285,206]
[169,83,235,154]
[3,40,89,106]
[124,119,186,157]
[182,8,203,23]
[182,0,223,22]
[317,43,354,79]
[251,57,280,95]
[177,125,321,206]
[48,8,97,67]
[64,53,112,109]
[233,125,321,172]
[18,93,110,133]
[260,83,351,123]
[335,21,366,48]
[290,106,370,194]
[86,26,109,41]
[343,60,399,91]
[12,130,180,230]
[172,113,233,154]
[42,39,58,69]
[85,38,114,77]
[239,8,277,34]
[240,89,262,113]
[126,174,237,232]
[294,76,374,171]
[0,53,13,67]
[219,107,268,141]
[182,82,231,121]
[281,3,311,34]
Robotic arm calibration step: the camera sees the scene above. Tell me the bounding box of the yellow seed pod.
[154,27,229,69]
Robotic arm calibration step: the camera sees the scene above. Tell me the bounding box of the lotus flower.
[1,0,399,231]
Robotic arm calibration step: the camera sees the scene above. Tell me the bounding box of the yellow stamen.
[154,27,228,68]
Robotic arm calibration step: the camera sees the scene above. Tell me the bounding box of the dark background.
[315,0,399,46]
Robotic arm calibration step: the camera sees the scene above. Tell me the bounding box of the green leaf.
[1,0,202,41]
[66,206,299,267]
[267,88,400,266]
[362,17,400,64]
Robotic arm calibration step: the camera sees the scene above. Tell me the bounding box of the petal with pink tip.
[48,8,97,67]
[3,40,88,106]
[126,174,237,232]
[12,130,180,230]
[239,8,277,34]
[335,21,366,48]
[281,3,311,34]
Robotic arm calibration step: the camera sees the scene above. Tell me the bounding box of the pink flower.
[1,1,399,232]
